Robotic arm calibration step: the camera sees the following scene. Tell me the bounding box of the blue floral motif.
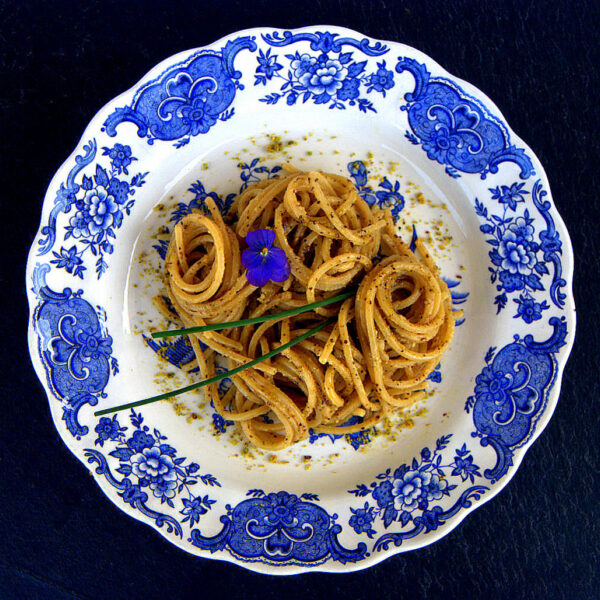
[514,294,548,323]
[181,495,216,527]
[239,158,282,191]
[348,435,487,547]
[102,143,136,175]
[348,503,377,538]
[366,61,395,95]
[190,488,367,565]
[85,409,219,535]
[347,160,404,218]
[490,182,528,211]
[465,317,567,482]
[50,246,83,276]
[94,415,126,447]
[37,140,97,257]
[127,428,155,452]
[396,58,534,179]
[256,32,390,113]
[131,446,178,499]
[475,180,564,319]
[32,263,118,439]
[39,141,147,279]
[103,37,257,146]
[255,48,283,83]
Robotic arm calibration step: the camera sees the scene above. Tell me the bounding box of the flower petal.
[265,247,290,282]
[241,248,264,270]
[246,229,275,251]
[246,263,271,287]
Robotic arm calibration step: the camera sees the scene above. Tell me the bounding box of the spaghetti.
[162,166,458,450]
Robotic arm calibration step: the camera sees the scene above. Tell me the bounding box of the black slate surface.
[1,1,598,598]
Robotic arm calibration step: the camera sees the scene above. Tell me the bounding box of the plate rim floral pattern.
[26,25,576,575]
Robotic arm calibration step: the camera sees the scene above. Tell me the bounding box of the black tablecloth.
[1,1,598,598]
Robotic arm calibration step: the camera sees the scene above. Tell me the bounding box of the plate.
[26,26,575,574]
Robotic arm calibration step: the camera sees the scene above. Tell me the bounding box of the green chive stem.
[94,317,336,417]
[150,289,355,339]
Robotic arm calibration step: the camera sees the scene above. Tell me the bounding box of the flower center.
[86,336,98,350]
[261,247,269,257]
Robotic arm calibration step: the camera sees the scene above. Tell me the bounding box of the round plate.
[26,26,575,574]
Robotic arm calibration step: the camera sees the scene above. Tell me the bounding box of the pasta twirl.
[163,166,458,450]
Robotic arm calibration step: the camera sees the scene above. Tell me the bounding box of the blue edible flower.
[241,229,290,287]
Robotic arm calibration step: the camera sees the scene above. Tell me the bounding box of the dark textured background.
[1,1,598,598]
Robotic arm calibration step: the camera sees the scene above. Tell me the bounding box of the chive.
[151,288,355,339]
[94,317,336,417]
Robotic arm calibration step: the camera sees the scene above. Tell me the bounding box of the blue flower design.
[336,77,360,100]
[108,177,130,205]
[477,178,565,322]
[180,495,216,526]
[499,270,525,292]
[50,246,83,275]
[86,410,218,530]
[349,503,376,538]
[498,230,536,274]
[102,143,136,175]
[392,471,430,512]
[69,212,91,239]
[489,182,529,211]
[131,446,178,499]
[372,480,394,508]
[259,46,379,112]
[473,366,512,406]
[263,492,299,527]
[452,454,481,483]
[349,436,482,535]
[82,186,119,235]
[424,473,448,501]
[179,96,218,136]
[255,48,283,82]
[367,61,395,95]
[299,58,348,95]
[44,142,143,280]
[127,429,155,452]
[422,126,461,164]
[241,229,290,286]
[291,53,318,78]
[94,415,124,446]
[151,476,178,499]
[477,184,552,319]
[507,216,534,243]
[514,294,548,323]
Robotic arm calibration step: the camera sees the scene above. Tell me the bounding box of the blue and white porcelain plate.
[26,27,575,574]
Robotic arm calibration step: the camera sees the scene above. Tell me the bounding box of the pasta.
[162,166,458,451]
